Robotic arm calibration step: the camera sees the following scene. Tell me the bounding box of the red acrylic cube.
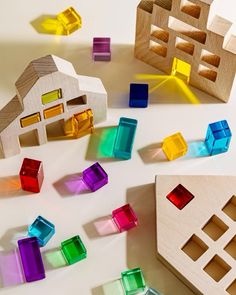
[19,158,44,193]
[166,184,194,210]
[112,204,138,232]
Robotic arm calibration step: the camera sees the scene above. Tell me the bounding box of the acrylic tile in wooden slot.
[155,175,236,295]
[20,113,41,127]
[43,104,64,119]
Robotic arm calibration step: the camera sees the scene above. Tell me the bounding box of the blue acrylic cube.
[28,216,55,247]
[205,120,232,156]
[113,117,138,160]
[145,287,162,295]
[129,83,149,108]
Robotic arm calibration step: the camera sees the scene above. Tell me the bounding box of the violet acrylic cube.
[82,162,108,192]
[18,237,45,282]
[93,37,111,61]
[112,204,138,232]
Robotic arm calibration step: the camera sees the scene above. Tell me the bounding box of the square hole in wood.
[204,255,231,282]
[149,40,167,57]
[67,95,87,109]
[224,236,236,260]
[222,196,236,221]
[201,49,220,68]
[151,25,169,43]
[202,215,228,241]
[181,0,201,19]
[198,65,217,82]
[182,234,208,261]
[155,0,172,11]
[227,280,236,295]
[175,37,194,55]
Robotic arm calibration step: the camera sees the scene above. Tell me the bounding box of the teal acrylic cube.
[145,287,162,295]
[205,120,232,156]
[121,267,146,295]
[28,216,55,247]
[113,117,137,160]
[61,235,87,265]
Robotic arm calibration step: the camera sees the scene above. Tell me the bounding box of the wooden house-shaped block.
[135,0,236,102]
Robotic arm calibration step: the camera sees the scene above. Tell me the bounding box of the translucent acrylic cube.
[112,204,138,232]
[82,162,108,192]
[61,235,87,265]
[19,158,44,193]
[171,57,191,84]
[93,37,111,61]
[121,268,146,295]
[57,7,82,35]
[129,83,149,108]
[205,120,232,156]
[162,132,188,161]
[166,184,194,210]
[28,216,55,247]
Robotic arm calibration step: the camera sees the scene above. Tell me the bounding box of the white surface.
[0,0,235,294]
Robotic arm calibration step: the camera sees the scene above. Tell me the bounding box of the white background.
[0,0,235,294]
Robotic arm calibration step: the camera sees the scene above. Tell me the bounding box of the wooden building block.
[135,0,236,102]
[156,175,236,295]
[0,55,107,158]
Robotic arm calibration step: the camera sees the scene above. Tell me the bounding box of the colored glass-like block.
[145,288,162,295]
[205,120,232,156]
[93,37,111,61]
[129,83,149,108]
[57,7,82,35]
[112,204,138,232]
[19,158,44,193]
[20,112,41,127]
[171,57,191,84]
[113,117,138,160]
[28,216,55,247]
[64,109,94,138]
[43,103,64,119]
[18,237,45,282]
[166,184,194,210]
[162,132,188,161]
[121,268,146,295]
[82,162,108,192]
[41,89,62,105]
[61,235,87,265]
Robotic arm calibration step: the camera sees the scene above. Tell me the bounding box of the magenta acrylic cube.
[82,162,108,192]
[19,158,44,193]
[18,237,45,282]
[112,204,138,232]
[92,37,111,61]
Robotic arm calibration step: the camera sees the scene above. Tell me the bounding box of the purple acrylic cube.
[82,162,108,192]
[92,37,111,61]
[18,237,45,282]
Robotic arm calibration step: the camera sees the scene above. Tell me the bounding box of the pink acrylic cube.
[19,158,44,193]
[92,37,111,61]
[112,204,138,232]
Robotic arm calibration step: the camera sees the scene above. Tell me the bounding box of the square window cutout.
[204,255,231,282]
[202,215,228,241]
[224,236,236,260]
[182,234,208,261]
[227,280,236,295]
[181,0,201,19]
[222,196,236,221]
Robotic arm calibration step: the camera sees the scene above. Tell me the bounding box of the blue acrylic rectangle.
[129,83,149,108]
[205,120,232,156]
[113,117,137,160]
[28,216,55,247]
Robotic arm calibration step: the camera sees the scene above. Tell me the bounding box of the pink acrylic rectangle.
[112,204,138,232]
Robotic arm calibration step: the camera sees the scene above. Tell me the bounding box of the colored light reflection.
[94,217,119,236]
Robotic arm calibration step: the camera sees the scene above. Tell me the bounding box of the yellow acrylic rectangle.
[42,89,62,105]
[57,7,82,35]
[171,57,191,84]
[20,113,41,127]
[44,104,64,119]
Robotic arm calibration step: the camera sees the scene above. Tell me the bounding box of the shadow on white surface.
[0,225,28,251]
[138,143,167,164]
[42,247,67,271]
[126,184,194,295]
[0,176,31,199]
[92,279,124,295]
[186,140,210,158]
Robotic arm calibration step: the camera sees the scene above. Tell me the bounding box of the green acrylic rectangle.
[41,89,62,105]
[121,268,146,295]
[113,117,137,160]
[61,235,87,265]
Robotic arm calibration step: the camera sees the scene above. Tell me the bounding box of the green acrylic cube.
[121,267,146,295]
[61,235,87,265]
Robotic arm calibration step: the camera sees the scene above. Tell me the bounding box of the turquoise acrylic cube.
[113,117,137,160]
[61,235,87,265]
[145,287,162,295]
[121,267,146,295]
[28,216,55,247]
[205,120,232,155]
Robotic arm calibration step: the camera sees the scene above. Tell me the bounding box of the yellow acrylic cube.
[57,7,82,35]
[171,57,191,84]
[162,132,188,161]
[64,109,94,138]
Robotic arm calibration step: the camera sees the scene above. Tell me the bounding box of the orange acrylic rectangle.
[20,113,41,127]
[43,104,64,119]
